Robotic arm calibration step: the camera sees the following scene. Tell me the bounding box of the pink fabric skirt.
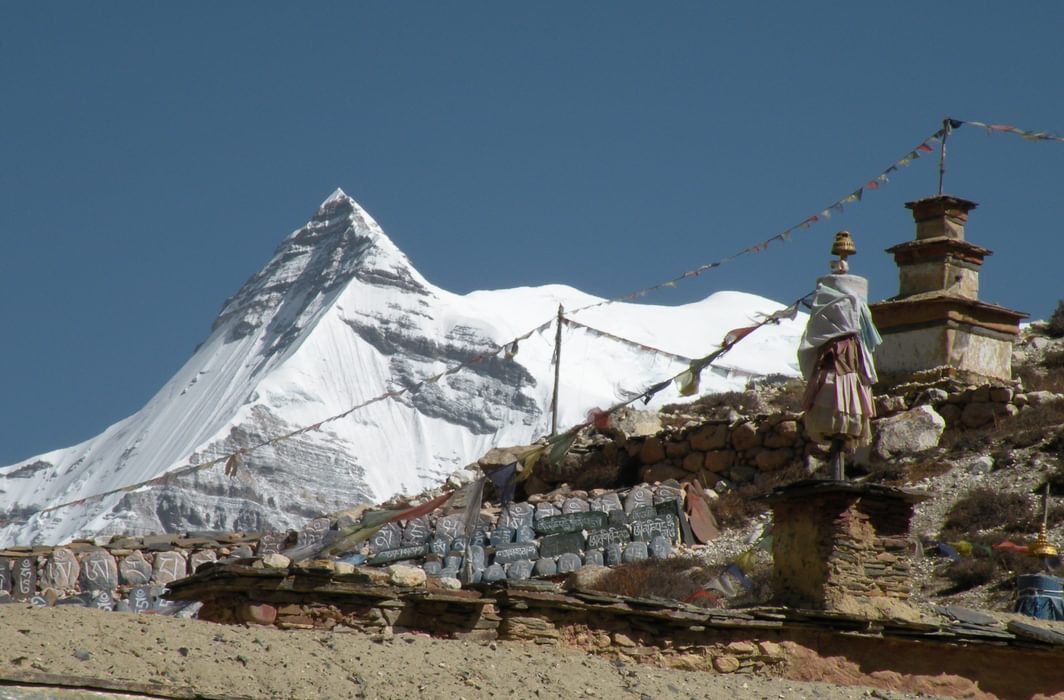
[801,334,875,448]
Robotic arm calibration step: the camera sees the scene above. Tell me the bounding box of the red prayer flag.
[587,408,612,430]
[384,491,454,524]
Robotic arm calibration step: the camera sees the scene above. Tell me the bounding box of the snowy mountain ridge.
[0,190,807,546]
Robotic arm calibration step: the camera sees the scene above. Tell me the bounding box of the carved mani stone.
[80,550,118,592]
[152,551,188,585]
[120,551,153,586]
[42,548,79,590]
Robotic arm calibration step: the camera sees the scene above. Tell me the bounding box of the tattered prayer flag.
[447,477,485,516]
[587,407,612,430]
[547,431,579,466]
[780,230,792,241]
[820,209,831,220]
[224,453,241,478]
[675,367,701,397]
[384,491,454,524]
[642,379,671,405]
[460,477,487,540]
[321,523,384,558]
[733,548,758,574]
[917,142,934,153]
[866,180,880,190]
[993,539,1030,554]
[723,325,758,347]
[830,202,844,214]
[663,281,677,288]
[725,563,754,590]
[520,445,545,476]
[486,462,518,506]
[990,124,1012,132]
[949,540,973,557]
[765,301,800,324]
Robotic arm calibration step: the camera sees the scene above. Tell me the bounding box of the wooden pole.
[938,117,951,196]
[550,304,563,437]
[829,437,845,481]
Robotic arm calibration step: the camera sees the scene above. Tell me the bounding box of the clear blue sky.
[3,3,1062,465]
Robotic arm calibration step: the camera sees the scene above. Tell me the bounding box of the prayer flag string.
[952,118,1064,144]
[563,126,947,317]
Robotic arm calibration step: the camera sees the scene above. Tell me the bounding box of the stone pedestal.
[766,481,927,619]
[870,195,1026,385]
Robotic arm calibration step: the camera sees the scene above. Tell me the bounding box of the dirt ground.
[0,603,953,700]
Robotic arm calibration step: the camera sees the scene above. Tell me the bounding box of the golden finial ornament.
[831,231,857,260]
[1030,524,1058,558]
[1029,483,1058,559]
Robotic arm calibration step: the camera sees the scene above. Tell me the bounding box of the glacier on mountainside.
[0,189,807,546]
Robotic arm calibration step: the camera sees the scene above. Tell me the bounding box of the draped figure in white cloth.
[797,233,881,479]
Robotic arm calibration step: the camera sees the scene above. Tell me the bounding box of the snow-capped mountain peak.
[0,192,806,546]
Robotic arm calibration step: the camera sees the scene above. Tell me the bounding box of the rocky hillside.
[461,319,1064,612]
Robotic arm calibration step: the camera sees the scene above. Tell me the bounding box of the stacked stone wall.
[624,412,809,489]
[878,381,1064,430]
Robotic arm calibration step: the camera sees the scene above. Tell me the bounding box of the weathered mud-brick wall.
[766,482,925,617]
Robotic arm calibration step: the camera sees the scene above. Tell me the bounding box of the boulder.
[755,448,794,471]
[961,401,997,429]
[266,548,295,565]
[703,450,736,473]
[730,422,760,451]
[387,564,427,588]
[564,565,611,592]
[613,409,662,437]
[689,423,729,451]
[873,405,945,459]
[681,452,704,472]
[639,438,666,465]
[665,440,690,459]
[1027,390,1064,408]
[763,420,799,448]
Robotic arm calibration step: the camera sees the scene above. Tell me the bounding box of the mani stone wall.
[0,532,270,612]
[359,482,694,583]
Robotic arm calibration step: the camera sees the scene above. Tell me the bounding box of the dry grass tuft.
[588,557,712,601]
[943,558,995,592]
[940,487,1037,540]
[711,490,768,529]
